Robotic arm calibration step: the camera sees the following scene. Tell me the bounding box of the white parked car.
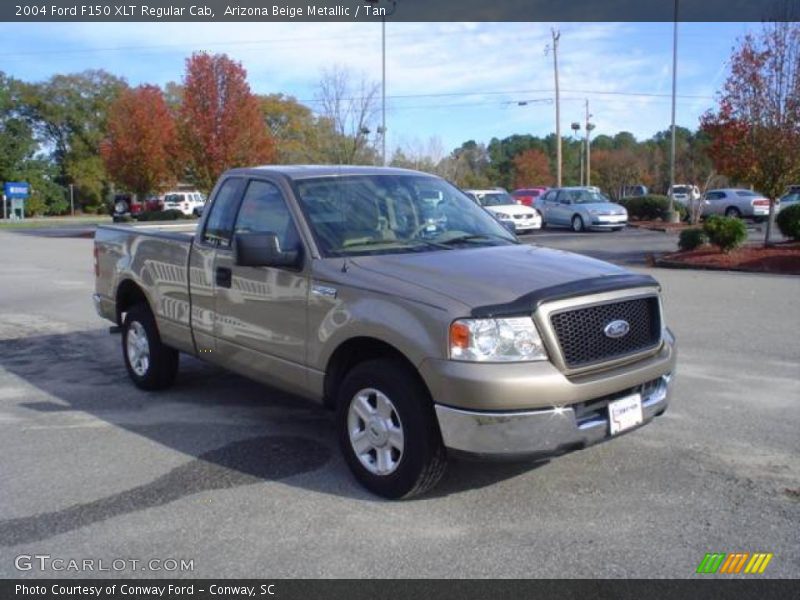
[701,189,770,219]
[669,184,700,205]
[161,190,206,216]
[464,189,542,233]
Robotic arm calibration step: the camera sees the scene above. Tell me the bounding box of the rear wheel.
[725,206,741,218]
[337,359,447,499]
[572,214,585,232]
[122,304,179,390]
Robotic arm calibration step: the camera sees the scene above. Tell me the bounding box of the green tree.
[439,140,491,188]
[260,93,327,163]
[19,70,127,211]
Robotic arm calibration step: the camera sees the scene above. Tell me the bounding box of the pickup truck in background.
[93,166,677,499]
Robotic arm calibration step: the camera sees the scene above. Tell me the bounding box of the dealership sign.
[4,182,29,199]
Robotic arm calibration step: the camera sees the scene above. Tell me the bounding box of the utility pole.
[2,194,6,220]
[381,16,387,166]
[668,0,679,221]
[585,99,595,187]
[551,29,562,187]
[69,183,74,216]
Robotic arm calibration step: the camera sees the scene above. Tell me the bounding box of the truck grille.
[550,296,661,368]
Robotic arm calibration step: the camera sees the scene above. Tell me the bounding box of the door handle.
[216,267,232,288]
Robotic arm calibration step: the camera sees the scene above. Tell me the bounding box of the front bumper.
[589,217,628,229]
[435,373,673,458]
[424,328,676,457]
[500,217,541,232]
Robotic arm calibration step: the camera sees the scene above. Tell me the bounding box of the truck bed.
[94,223,199,354]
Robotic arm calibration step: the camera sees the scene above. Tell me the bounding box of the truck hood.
[349,244,630,311]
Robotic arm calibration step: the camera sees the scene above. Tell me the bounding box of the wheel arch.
[115,278,151,326]
[323,336,428,410]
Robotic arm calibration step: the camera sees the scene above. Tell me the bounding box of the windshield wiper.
[438,233,518,246]
[340,239,453,251]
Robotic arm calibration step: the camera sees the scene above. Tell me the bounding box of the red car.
[512,187,549,207]
[111,194,164,221]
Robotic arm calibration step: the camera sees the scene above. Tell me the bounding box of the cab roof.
[223,165,437,181]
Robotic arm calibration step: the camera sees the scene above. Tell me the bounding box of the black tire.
[572,214,585,232]
[122,304,179,391]
[725,206,741,218]
[336,358,447,499]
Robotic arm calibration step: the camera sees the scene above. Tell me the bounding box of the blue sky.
[0,21,754,156]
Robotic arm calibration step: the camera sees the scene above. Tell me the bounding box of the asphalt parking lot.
[0,227,798,578]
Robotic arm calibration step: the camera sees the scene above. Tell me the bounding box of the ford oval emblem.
[604,319,630,339]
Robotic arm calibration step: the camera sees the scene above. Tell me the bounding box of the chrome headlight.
[449,317,548,362]
[494,212,510,219]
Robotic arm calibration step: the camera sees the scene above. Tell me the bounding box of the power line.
[298,88,714,104]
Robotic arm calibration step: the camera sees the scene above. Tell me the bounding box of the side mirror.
[234,232,302,269]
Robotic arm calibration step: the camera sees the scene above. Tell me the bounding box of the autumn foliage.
[512,149,553,188]
[178,53,275,193]
[101,85,178,198]
[700,22,800,244]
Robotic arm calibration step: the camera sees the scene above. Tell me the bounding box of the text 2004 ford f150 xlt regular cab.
[94,166,676,498]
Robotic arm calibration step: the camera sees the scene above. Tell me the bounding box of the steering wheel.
[412,221,445,240]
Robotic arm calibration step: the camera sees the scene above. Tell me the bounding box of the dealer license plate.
[608,393,643,435]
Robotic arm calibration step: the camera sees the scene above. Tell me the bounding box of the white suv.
[162,190,206,216]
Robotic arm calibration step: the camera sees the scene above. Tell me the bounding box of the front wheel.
[337,359,447,499]
[572,215,585,232]
[122,304,179,390]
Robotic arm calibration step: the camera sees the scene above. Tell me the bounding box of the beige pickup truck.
[94,166,676,498]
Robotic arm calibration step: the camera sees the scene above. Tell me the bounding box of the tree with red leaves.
[101,84,178,199]
[700,21,800,245]
[512,149,553,188]
[178,53,275,193]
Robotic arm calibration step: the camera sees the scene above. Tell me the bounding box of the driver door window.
[234,179,301,252]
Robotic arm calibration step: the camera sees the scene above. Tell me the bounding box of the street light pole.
[379,1,397,167]
[70,183,74,216]
[551,29,562,187]
[571,121,581,185]
[585,100,595,187]
[668,0,679,220]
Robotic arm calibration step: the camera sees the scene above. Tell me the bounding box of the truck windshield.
[293,175,517,257]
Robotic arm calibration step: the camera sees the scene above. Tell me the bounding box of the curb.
[654,257,800,276]
[627,223,684,234]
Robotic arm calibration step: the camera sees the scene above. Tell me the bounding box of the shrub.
[678,228,708,251]
[702,215,747,253]
[776,204,800,240]
[135,209,185,221]
[618,195,687,221]
[24,194,47,217]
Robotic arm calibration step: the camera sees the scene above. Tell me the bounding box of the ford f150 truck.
[93,166,676,499]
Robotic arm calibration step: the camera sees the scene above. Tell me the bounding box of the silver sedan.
[535,187,628,232]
